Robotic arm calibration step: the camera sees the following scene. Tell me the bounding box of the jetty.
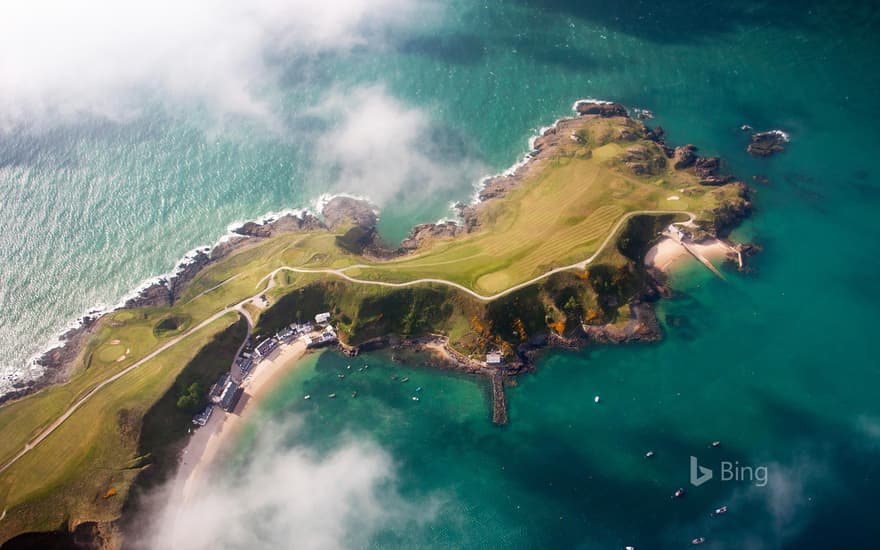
[490,371,508,425]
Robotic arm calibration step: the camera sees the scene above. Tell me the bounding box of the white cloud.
[309,86,486,206]
[141,422,444,550]
[0,0,426,131]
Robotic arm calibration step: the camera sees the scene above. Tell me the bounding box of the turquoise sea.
[2,1,879,547]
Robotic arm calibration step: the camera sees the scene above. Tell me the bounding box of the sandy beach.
[172,340,310,504]
[645,237,734,271]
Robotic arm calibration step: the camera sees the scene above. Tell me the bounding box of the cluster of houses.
[205,371,243,414]
[256,312,338,355]
[191,312,338,425]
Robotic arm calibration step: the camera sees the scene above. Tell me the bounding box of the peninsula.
[0,100,753,548]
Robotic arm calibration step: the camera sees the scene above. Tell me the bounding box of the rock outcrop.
[321,196,378,230]
[400,221,463,251]
[706,182,753,236]
[747,130,788,158]
[673,144,697,169]
[574,100,628,117]
[581,302,662,344]
[623,144,667,175]
[232,212,323,238]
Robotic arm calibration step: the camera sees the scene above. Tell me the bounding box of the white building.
[486,352,503,365]
[315,312,331,324]
[667,225,685,242]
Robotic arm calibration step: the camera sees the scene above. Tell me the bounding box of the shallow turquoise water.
[2,1,879,546]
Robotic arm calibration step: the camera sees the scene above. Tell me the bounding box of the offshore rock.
[747,130,789,158]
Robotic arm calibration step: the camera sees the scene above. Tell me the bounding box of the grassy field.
[350,118,735,294]
[0,113,748,542]
[0,313,238,541]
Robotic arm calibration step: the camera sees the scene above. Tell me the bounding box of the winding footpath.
[0,297,263,476]
[0,209,693,476]
[259,210,696,301]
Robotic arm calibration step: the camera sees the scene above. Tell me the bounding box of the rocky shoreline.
[15,99,753,405]
[15,198,380,404]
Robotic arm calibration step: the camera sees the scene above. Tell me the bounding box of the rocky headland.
[18,99,754,407]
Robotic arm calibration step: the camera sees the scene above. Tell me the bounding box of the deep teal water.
[2,1,879,547]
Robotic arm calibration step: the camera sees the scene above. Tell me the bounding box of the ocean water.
[2,0,879,546]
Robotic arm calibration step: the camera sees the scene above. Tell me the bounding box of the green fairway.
[352,118,730,293]
[0,112,749,542]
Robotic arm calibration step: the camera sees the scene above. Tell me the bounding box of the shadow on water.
[499,391,880,548]
[395,30,608,73]
[397,33,488,65]
[222,344,880,548]
[745,390,880,548]
[511,0,828,44]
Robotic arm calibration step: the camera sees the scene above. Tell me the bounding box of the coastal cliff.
[0,99,756,548]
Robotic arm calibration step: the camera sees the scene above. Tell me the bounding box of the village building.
[209,372,230,403]
[219,379,243,412]
[315,312,331,324]
[191,404,214,426]
[254,337,278,358]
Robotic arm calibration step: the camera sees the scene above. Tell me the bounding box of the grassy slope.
[350,118,733,293]
[0,114,747,540]
[0,314,237,540]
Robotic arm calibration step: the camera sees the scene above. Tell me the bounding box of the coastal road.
[0,209,692,475]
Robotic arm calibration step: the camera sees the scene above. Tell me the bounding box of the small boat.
[401,377,409,382]
[351,391,358,398]
[712,505,728,516]
[364,365,369,369]
[711,441,721,448]
[594,395,600,403]
[412,396,420,401]
[338,374,345,379]
[391,374,398,380]
[645,450,655,458]
[691,537,705,545]
[415,386,422,392]
[358,367,364,372]
[347,365,351,370]
[304,395,311,400]
[328,393,337,399]
[625,547,635,550]
[673,488,685,498]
